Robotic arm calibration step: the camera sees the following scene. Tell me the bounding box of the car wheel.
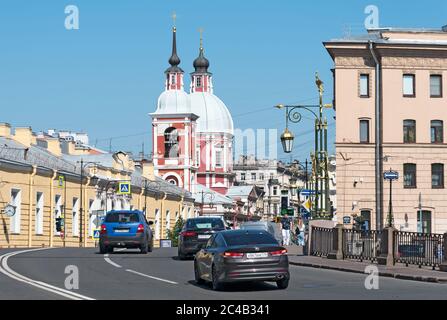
[194,261,205,285]
[211,265,223,291]
[140,241,149,254]
[148,238,153,253]
[107,246,114,254]
[99,244,108,254]
[276,277,289,290]
[178,248,187,260]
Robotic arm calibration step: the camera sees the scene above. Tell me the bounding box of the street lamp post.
[276,73,332,220]
[78,160,99,247]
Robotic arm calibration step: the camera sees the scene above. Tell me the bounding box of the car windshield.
[186,219,225,230]
[105,212,140,223]
[223,232,278,246]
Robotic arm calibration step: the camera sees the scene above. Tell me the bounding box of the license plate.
[247,252,269,259]
[115,229,129,233]
[198,235,211,240]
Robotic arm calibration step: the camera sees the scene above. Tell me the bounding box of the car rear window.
[105,212,140,223]
[186,219,225,230]
[241,224,267,231]
[223,232,278,246]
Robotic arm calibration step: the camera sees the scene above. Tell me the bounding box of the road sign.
[300,190,316,197]
[384,171,399,181]
[58,175,65,188]
[118,182,131,195]
[93,229,100,239]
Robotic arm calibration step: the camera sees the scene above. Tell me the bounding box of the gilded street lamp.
[275,73,332,220]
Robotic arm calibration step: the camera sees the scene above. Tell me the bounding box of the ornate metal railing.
[343,229,382,262]
[311,227,333,257]
[394,231,444,270]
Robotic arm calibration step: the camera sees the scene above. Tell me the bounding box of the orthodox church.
[150,24,234,197]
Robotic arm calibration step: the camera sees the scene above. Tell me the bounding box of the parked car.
[178,217,229,260]
[99,210,154,254]
[194,230,290,291]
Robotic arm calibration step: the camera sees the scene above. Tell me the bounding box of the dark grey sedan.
[194,230,290,291]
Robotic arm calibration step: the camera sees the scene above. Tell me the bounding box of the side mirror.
[148,221,154,226]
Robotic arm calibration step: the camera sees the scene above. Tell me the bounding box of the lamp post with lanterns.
[276,73,332,220]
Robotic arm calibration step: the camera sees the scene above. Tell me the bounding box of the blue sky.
[1,0,446,163]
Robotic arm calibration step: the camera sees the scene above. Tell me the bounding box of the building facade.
[0,123,195,249]
[325,26,447,234]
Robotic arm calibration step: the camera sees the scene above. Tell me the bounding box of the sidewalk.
[286,247,447,284]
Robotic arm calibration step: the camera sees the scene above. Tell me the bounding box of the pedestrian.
[297,218,305,246]
[281,214,292,246]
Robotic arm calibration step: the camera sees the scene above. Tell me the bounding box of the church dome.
[190,92,234,135]
[154,90,191,114]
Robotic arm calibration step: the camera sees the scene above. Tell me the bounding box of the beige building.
[0,123,195,249]
[325,26,447,234]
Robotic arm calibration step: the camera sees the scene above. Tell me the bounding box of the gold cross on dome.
[172,12,177,27]
[198,28,204,48]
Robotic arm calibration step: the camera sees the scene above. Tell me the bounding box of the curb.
[289,261,447,284]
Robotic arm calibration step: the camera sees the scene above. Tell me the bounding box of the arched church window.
[164,127,179,158]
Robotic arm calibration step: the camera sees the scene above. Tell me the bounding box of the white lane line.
[0,248,95,301]
[125,269,179,285]
[103,254,122,269]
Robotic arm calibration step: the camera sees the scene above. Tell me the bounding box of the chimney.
[0,123,12,138]
[38,138,62,157]
[141,160,155,180]
[13,127,34,147]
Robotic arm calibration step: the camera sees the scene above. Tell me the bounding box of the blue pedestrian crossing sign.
[118,182,131,195]
[93,229,100,239]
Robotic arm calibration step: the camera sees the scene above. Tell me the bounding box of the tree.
[166,216,185,247]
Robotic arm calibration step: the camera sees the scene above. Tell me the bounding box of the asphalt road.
[0,247,446,300]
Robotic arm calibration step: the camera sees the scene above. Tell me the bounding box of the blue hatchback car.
[99,210,154,254]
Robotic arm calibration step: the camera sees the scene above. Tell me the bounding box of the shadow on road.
[171,256,194,262]
[187,280,280,293]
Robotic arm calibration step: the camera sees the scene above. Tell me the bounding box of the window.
[35,192,44,235]
[431,120,444,144]
[270,173,274,180]
[417,211,432,234]
[359,120,370,143]
[251,173,257,181]
[360,210,372,231]
[154,209,160,240]
[72,198,79,237]
[196,76,202,88]
[260,173,265,181]
[10,189,22,234]
[430,75,443,98]
[359,74,370,97]
[54,195,62,234]
[273,186,278,196]
[403,120,416,143]
[403,74,415,97]
[164,127,179,158]
[432,164,444,189]
[404,164,417,188]
[215,148,223,168]
[241,173,246,181]
[171,74,176,85]
[166,210,171,233]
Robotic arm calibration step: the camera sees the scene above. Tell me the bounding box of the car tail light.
[137,224,144,233]
[100,224,107,235]
[181,231,197,237]
[270,249,288,256]
[223,252,244,259]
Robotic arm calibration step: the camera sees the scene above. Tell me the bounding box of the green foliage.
[166,216,186,247]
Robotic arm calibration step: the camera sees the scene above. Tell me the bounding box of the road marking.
[103,254,122,269]
[126,269,178,285]
[0,248,95,301]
